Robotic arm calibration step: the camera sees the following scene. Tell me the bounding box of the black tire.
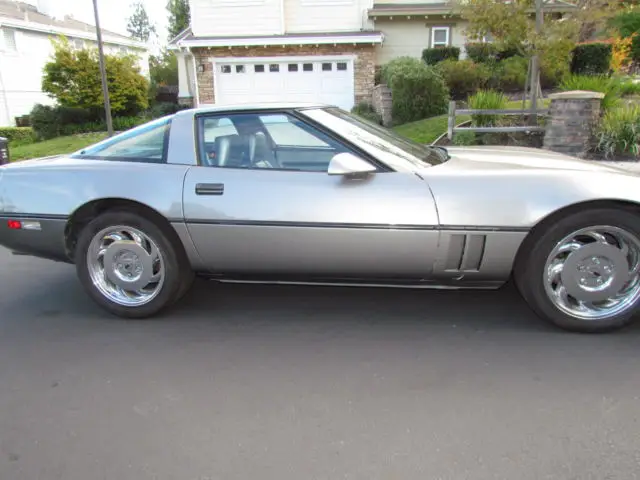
[514,208,640,333]
[75,210,193,319]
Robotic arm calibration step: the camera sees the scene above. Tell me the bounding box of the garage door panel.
[214,57,355,110]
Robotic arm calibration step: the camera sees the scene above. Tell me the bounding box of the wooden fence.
[447,100,549,141]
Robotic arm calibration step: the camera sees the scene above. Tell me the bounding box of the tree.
[167,0,190,39]
[459,0,578,55]
[150,49,178,86]
[459,0,577,102]
[42,37,149,116]
[127,1,156,42]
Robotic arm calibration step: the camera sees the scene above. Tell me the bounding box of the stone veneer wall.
[191,44,376,106]
[543,90,605,158]
[371,84,393,127]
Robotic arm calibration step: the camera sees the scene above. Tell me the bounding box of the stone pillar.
[371,84,393,127]
[543,90,605,158]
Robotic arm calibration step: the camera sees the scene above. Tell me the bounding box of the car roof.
[180,102,331,116]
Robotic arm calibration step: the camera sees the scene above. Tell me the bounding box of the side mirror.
[328,152,377,176]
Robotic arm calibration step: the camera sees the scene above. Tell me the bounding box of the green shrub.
[42,37,149,116]
[452,130,477,146]
[619,79,640,96]
[58,116,148,136]
[437,59,491,99]
[374,66,383,85]
[147,102,189,119]
[610,10,640,63]
[0,127,35,145]
[571,43,613,76]
[422,46,460,65]
[540,39,575,89]
[351,102,383,125]
[559,74,621,111]
[467,89,508,127]
[465,43,498,63]
[596,105,640,158]
[382,57,450,124]
[496,56,529,91]
[30,104,59,140]
[30,102,149,139]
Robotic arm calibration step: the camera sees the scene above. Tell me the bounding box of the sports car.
[1,103,640,333]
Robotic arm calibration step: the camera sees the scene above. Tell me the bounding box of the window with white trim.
[431,26,450,48]
[2,28,17,52]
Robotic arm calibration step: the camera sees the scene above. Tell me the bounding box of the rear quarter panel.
[0,158,190,220]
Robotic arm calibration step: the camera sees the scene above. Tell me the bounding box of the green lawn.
[394,99,550,144]
[10,132,108,162]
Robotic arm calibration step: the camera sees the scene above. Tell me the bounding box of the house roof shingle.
[368,0,577,16]
[0,0,141,45]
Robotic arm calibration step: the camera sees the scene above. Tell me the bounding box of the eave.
[170,31,385,49]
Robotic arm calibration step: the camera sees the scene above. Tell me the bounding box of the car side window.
[259,114,328,148]
[196,112,351,172]
[73,117,171,163]
[202,117,238,142]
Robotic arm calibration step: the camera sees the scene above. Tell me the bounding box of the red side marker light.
[7,220,21,229]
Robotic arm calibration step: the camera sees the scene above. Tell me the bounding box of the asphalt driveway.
[2,246,640,480]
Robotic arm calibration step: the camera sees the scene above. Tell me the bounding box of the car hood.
[442,146,632,175]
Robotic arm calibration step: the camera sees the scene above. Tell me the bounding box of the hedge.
[381,56,449,124]
[571,43,613,75]
[29,102,186,140]
[0,127,35,145]
[437,59,491,100]
[422,46,460,65]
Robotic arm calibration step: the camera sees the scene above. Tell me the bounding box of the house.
[370,0,577,63]
[0,0,149,126]
[170,0,576,111]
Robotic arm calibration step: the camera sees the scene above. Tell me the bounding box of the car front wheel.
[515,208,640,333]
[75,210,191,318]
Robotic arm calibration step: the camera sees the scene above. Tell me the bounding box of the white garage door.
[213,56,355,111]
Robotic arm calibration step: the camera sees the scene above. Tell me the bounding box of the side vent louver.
[444,234,487,272]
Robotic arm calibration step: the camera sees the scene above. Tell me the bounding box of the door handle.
[195,183,224,196]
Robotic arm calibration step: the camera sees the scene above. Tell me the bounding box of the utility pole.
[92,0,114,137]
[529,0,544,125]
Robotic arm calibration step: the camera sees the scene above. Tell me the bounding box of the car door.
[182,110,440,279]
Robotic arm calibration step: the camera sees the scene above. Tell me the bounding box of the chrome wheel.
[544,225,640,320]
[86,226,165,307]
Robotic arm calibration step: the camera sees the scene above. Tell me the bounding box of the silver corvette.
[1,103,640,333]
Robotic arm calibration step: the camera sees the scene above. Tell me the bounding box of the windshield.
[301,107,447,169]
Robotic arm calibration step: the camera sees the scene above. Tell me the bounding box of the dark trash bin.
[0,137,9,165]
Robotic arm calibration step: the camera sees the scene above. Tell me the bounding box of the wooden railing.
[447,100,549,141]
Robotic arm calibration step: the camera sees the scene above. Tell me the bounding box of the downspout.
[186,46,200,107]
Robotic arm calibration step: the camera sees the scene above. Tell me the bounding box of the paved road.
[2,247,640,480]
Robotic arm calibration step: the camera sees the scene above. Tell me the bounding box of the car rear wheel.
[75,210,192,318]
[515,208,640,333]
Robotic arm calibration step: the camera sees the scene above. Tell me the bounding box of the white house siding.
[0,28,56,125]
[190,0,284,37]
[374,19,471,64]
[374,19,427,64]
[283,0,373,33]
[0,27,148,126]
[451,20,469,58]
